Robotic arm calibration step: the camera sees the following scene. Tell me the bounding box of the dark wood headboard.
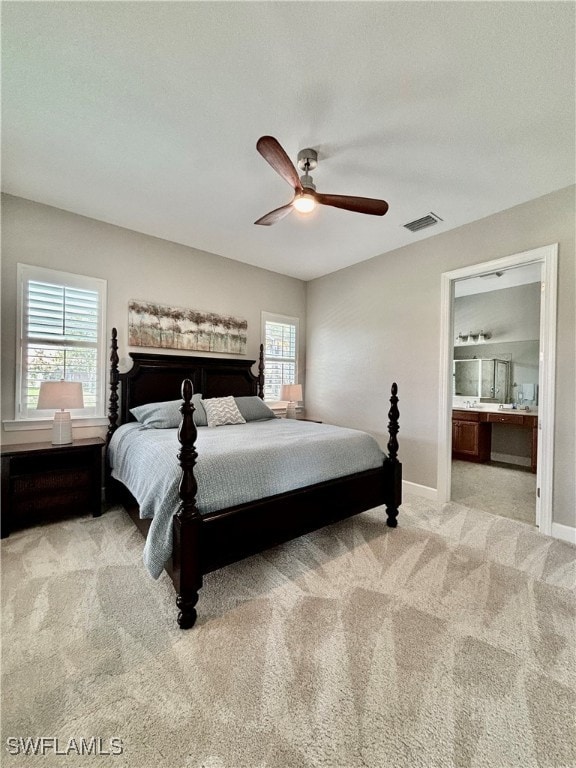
[107,328,264,439]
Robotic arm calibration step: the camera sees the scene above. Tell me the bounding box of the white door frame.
[437,244,558,535]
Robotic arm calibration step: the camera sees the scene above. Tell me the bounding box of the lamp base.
[52,411,73,445]
[285,401,296,419]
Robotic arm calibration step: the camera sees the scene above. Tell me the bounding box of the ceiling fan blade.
[254,202,294,226]
[256,136,303,193]
[315,193,389,216]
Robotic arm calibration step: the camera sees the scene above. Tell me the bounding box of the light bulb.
[293,193,316,214]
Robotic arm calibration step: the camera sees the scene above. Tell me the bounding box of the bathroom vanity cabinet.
[452,409,538,471]
[452,410,491,462]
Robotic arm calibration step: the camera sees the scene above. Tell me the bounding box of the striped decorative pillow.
[203,396,246,427]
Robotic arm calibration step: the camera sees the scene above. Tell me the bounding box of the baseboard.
[491,452,531,468]
[402,480,574,544]
[551,522,576,545]
[403,480,438,501]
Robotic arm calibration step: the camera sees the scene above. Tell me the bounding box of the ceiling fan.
[254,135,389,226]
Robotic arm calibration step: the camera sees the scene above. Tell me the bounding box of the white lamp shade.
[280,384,303,403]
[37,381,84,410]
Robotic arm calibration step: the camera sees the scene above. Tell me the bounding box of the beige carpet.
[451,460,537,526]
[2,495,575,768]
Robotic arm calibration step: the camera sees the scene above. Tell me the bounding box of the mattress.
[108,419,385,578]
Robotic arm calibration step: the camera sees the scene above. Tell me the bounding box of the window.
[16,264,107,420]
[261,312,299,401]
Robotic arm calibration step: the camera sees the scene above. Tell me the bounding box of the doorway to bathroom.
[437,244,558,535]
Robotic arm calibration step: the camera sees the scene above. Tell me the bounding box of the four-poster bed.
[106,328,402,628]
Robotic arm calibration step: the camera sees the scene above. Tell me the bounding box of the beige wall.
[3,188,574,527]
[1,194,306,443]
[454,283,541,345]
[305,185,575,528]
[454,284,542,406]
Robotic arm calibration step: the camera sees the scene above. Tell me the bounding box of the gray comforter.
[108,419,385,578]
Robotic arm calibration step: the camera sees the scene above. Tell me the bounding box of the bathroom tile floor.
[451,459,536,527]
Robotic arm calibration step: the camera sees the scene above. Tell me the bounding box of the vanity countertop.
[453,403,537,415]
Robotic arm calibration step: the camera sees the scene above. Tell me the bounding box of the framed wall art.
[128,300,247,354]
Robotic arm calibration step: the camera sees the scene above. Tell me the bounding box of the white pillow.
[203,396,246,427]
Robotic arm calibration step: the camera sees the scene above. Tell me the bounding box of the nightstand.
[1,437,105,538]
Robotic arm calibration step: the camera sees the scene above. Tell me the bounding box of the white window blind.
[17,264,107,420]
[261,312,299,401]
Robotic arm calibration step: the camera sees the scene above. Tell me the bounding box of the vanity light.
[456,330,492,344]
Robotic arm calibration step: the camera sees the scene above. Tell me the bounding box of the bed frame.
[106,328,402,628]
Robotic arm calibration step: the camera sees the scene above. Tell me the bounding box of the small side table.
[1,437,105,538]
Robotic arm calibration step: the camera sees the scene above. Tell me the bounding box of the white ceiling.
[2,2,574,281]
[454,262,542,297]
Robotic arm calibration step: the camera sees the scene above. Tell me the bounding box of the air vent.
[403,212,443,232]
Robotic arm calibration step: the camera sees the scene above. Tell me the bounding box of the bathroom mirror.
[453,358,510,402]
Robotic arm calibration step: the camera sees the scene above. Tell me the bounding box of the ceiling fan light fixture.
[254,136,389,225]
[293,193,316,214]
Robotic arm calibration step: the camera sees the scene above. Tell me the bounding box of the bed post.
[104,328,121,503]
[107,327,119,445]
[258,343,265,399]
[384,382,402,528]
[173,378,203,629]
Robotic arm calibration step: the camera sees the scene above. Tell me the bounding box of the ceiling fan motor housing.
[300,177,316,192]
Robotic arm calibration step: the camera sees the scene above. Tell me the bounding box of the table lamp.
[37,380,84,444]
[280,384,303,419]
